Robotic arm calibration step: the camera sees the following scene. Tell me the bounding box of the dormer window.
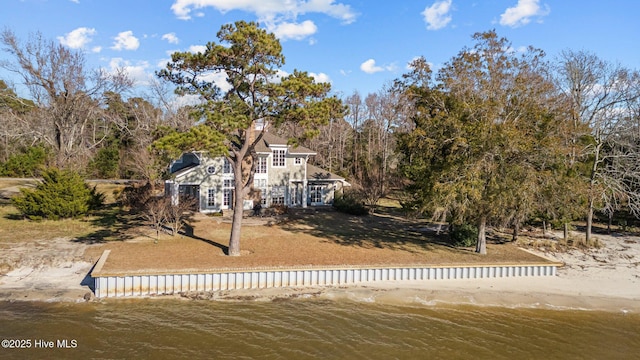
[272,149,285,167]
[223,158,232,173]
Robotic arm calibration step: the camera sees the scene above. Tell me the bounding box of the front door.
[309,185,324,206]
[290,183,302,207]
[178,185,200,211]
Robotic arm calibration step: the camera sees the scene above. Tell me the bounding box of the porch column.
[302,156,309,208]
[302,180,308,208]
[167,181,179,206]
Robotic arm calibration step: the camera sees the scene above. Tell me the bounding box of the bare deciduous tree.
[0,30,131,168]
[556,50,640,242]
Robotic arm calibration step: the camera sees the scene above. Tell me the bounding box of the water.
[1,298,639,359]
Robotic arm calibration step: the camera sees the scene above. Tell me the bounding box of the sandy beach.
[0,231,638,312]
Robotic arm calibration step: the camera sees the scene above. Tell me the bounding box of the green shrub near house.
[12,168,104,220]
[333,192,368,216]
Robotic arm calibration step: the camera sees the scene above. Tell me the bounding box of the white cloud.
[108,58,152,85]
[57,27,96,49]
[171,0,356,22]
[506,45,528,54]
[189,45,207,54]
[171,94,203,110]
[422,0,453,30]
[162,32,180,44]
[170,0,357,41]
[406,56,434,71]
[111,31,140,51]
[91,46,102,53]
[197,71,233,93]
[157,58,171,69]
[360,59,395,74]
[310,72,331,84]
[69,0,80,3]
[269,20,318,41]
[361,59,383,74]
[499,0,550,27]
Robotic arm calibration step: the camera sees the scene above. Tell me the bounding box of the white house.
[164,132,349,213]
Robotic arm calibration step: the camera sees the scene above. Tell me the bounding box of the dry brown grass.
[0,205,99,244]
[94,209,551,274]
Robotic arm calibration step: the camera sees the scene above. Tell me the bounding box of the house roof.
[306,163,345,182]
[255,131,316,155]
[171,163,199,178]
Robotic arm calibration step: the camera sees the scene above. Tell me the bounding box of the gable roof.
[255,132,316,155]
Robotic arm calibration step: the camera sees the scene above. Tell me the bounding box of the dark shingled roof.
[306,163,345,181]
[255,131,316,155]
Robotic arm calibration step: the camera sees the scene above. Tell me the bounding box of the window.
[223,179,233,207]
[207,188,216,207]
[294,157,302,165]
[272,149,285,167]
[254,179,267,205]
[271,186,286,205]
[223,158,232,174]
[207,165,216,174]
[256,157,267,174]
[290,186,300,206]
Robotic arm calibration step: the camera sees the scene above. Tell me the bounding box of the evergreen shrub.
[450,223,478,247]
[333,192,368,216]
[87,145,120,179]
[0,146,48,177]
[12,168,104,220]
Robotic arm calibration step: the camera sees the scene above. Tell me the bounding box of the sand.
[0,237,96,302]
[1,231,639,312]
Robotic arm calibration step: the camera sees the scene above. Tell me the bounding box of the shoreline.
[0,233,638,312]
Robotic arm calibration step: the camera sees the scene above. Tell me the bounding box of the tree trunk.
[542,220,547,237]
[586,198,594,246]
[436,211,447,235]
[475,216,487,255]
[228,191,244,256]
[512,222,519,242]
[563,223,569,241]
[607,211,613,234]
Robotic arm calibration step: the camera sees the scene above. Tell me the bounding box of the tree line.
[1,25,639,255]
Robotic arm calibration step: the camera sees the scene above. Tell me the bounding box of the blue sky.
[2,0,639,98]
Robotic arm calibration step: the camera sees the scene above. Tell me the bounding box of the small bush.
[0,146,48,177]
[272,204,289,215]
[117,182,153,210]
[450,223,478,247]
[11,168,103,220]
[333,192,368,216]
